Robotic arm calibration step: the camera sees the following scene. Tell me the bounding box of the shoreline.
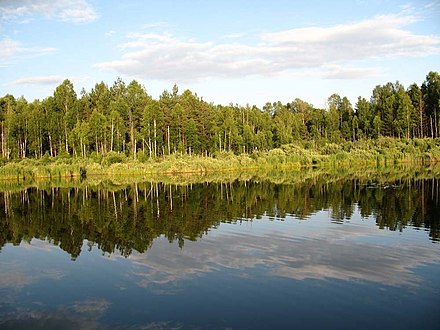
[0,138,439,182]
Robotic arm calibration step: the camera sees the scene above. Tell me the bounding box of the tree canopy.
[0,72,439,160]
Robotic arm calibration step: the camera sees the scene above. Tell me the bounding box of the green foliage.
[0,72,439,166]
[0,138,439,180]
[102,151,127,165]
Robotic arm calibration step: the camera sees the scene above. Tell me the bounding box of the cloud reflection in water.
[126,209,439,289]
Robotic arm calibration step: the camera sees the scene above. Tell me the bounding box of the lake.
[0,168,439,329]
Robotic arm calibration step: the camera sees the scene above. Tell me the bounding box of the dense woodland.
[0,71,439,160]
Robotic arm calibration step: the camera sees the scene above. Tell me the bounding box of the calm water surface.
[0,173,439,329]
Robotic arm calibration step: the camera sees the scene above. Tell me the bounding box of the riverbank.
[0,138,439,181]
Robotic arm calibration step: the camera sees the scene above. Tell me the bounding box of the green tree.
[108,79,131,154]
[88,109,107,154]
[352,115,359,142]
[371,83,396,137]
[170,103,185,153]
[396,85,416,139]
[27,100,45,158]
[340,97,353,140]
[89,82,111,115]
[421,71,440,138]
[355,97,373,138]
[43,96,63,156]
[53,79,77,153]
[326,94,341,141]
[287,98,311,138]
[373,115,382,138]
[242,124,254,153]
[143,100,163,158]
[185,119,200,154]
[306,108,325,139]
[407,83,425,138]
[127,81,150,158]
[7,96,29,158]
[109,106,125,153]
[159,90,176,155]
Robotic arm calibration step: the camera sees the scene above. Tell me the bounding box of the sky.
[0,0,439,109]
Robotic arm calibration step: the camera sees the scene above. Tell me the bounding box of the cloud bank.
[95,12,440,82]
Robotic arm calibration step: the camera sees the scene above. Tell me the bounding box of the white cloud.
[0,38,20,59]
[4,75,91,92]
[105,30,116,38]
[5,75,65,86]
[0,0,98,23]
[322,64,383,80]
[95,34,276,82]
[0,38,56,66]
[95,12,440,82]
[141,22,172,30]
[220,33,246,40]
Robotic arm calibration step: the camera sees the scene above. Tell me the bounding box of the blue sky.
[1,0,439,108]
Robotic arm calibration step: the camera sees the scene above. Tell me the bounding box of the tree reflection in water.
[0,170,438,259]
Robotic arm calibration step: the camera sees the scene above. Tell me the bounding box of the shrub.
[103,151,127,165]
[89,152,103,164]
[320,143,341,155]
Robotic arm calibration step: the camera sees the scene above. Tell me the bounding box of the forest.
[0,71,439,161]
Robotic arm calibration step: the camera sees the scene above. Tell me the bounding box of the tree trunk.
[153,119,157,158]
[65,128,69,153]
[49,133,53,157]
[110,119,114,151]
[419,96,423,138]
[131,122,135,158]
[134,138,137,160]
[167,125,170,155]
[104,131,107,154]
[129,113,135,159]
[435,111,438,138]
[38,134,41,158]
[80,136,83,158]
[1,122,5,158]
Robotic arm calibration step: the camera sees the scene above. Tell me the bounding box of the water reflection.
[125,219,439,288]
[1,169,440,329]
[0,173,439,260]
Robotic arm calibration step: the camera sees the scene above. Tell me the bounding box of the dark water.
[0,173,439,329]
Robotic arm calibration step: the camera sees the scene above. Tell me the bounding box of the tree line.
[0,71,439,160]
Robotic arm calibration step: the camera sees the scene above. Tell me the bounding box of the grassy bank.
[0,137,439,181]
[0,163,439,193]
